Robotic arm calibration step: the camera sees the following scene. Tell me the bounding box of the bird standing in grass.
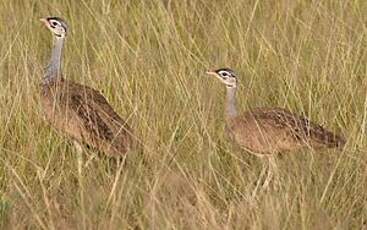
[39,17,134,159]
[205,68,345,188]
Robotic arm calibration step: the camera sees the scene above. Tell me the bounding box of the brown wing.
[69,94,114,141]
[41,78,134,156]
[64,80,133,156]
[248,107,345,148]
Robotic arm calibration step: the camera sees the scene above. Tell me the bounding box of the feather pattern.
[227,107,345,154]
[41,79,134,156]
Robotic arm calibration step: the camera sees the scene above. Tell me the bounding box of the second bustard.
[206,68,345,187]
[40,17,134,157]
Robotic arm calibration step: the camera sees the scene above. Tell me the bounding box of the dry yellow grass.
[0,0,366,229]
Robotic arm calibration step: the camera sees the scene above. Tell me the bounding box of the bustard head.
[40,17,68,38]
[206,68,237,88]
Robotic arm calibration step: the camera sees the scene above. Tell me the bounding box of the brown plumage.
[40,17,134,157]
[227,107,345,155]
[41,79,134,156]
[206,68,345,155]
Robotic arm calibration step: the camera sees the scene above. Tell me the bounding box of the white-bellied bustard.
[206,68,345,189]
[40,17,134,160]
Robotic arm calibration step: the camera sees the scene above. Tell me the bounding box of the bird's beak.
[206,70,217,76]
[39,18,48,26]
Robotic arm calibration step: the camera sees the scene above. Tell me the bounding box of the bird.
[39,17,135,159]
[205,68,345,189]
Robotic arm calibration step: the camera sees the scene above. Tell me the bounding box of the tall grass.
[0,0,366,229]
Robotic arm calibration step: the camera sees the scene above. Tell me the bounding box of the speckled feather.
[41,79,134,157]
[226,107,345,155]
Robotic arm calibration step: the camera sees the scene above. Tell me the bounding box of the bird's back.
[41,79,134,156]
[226,107,345,155]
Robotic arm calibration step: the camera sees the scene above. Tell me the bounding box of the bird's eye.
[221,72,229,77]
[50,20,58,27]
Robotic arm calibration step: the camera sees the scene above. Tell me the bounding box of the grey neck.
[225,86,238,119]
[44,36,64,84]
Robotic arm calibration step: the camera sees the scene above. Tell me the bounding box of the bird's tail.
[311,128,346,149]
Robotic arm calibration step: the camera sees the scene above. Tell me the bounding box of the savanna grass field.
[0,0,366,229]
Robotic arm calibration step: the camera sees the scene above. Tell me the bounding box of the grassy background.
[0,0,366,229]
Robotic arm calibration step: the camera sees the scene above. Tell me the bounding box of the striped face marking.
[49,19,61,28]
[210,68,237,88]
[41,17,68,38]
